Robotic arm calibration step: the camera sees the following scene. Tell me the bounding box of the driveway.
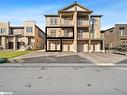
[10,51,92,63]
[10,50,127,64]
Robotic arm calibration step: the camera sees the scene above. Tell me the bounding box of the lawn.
[0,50,33,59]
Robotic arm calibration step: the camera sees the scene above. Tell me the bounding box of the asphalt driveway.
[10,51,92,63]
[10,50,127,64]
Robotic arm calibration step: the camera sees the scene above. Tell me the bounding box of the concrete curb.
[0,63,127,67]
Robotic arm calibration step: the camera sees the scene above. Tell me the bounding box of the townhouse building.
[0,21,45,50]
[45,2,104,52]
[104,24,127,49]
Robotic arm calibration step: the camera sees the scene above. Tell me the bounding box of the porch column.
[88,15,91,53]
[13,37,17,50]
[103,40,105,52]
[73,5,78,52]
[1,37,6,49]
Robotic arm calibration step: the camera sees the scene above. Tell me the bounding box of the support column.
[13,37,17,50]
[103,40,105,53]
[1,37,6,49]
[88,15,91,53]
[73,5,78,52]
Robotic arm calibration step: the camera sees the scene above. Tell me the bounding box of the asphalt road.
[0,66,127,95]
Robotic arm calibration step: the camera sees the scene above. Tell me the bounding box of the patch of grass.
[0,50,33,59]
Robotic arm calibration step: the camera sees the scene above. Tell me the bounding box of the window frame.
[50,17,58,25]
[26,27,33,32]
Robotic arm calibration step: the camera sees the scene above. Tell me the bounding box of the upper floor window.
[79,29,84,33]
[64,29,69,37]
[50,17,57,25]
[0,28,6,34]
[64,18,71,25]
[119,27,125,36]
[50,29,56,37]
[91,18,98,26]
[26,27,33,32]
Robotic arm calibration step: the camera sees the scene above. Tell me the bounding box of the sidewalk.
[0,63,127,67]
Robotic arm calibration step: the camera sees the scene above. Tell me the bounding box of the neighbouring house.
[45,1,104,52]
[0,21,45,50]
[103,24,127,49]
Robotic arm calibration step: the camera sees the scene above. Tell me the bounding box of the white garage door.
[50,43,55,50]
[84,44,88,52]
[95,44,100,52]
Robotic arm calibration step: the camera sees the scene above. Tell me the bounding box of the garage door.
[95,44,100,52]
[50,43,55,50]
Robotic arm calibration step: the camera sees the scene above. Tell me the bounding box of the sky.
[0,0,127,31]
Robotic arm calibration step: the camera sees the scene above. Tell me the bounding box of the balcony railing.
[47,32,73,38]
[61,19,73,26]
[78,20,89,27]
[90,33,101,39]
[78,33,89,39]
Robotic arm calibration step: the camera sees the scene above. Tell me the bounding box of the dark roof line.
[91,15,103,17]
[10,26,24,29]
[35,25,45,34]
[45,15,59,17]
[103,27,115,32]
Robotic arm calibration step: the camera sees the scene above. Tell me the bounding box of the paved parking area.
[79,52,127,64]
[10,50,127,64]
[11,51,92,63]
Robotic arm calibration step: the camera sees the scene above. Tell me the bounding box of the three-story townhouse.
[45,2,104,52]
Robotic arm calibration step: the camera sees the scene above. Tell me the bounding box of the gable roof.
[59,1,92,13]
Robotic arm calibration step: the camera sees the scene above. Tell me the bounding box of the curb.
[0,63,127,67]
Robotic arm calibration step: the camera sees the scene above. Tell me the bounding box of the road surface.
[0,66,127,95]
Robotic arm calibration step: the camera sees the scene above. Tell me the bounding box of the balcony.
[78,20,89,27]
[47,28,73,38]
[62,32,73,38]
[61,19,73,26]
[90,33,102,39]
[78,32,89,39]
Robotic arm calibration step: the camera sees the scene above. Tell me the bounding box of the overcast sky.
[0,0,127,30]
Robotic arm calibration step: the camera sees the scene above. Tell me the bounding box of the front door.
[17,42,21,49]
[8,42,13,49]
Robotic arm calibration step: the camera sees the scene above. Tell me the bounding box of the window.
[51,29,56,37]
[26,27,33,32]
[91,18,97,25]
[64,18,70,25]
[0,28,6,34]
[79,29,84,33]
[64,29,69,37]
[119,27,125,36]
[50,17,57,25]
[78,18,84,26]
[122,41,126,45]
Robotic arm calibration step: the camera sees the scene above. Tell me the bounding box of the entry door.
[17,42,21,49]
[91,44,97,52]
[78,44,84,52]
[91,44,94,52]
[63,44,70,51]
[8,42,13,49]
